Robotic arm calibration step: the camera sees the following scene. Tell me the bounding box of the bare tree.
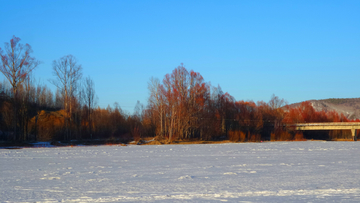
[134,100,144,120]
[0,36,40,140]
[82,76,97,138]
[54,89,63,109]
[50,55,82,140]
[268,94,286,110]
[148,77,165,137]
[268,94,287,131]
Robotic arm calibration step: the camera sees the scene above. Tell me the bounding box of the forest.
[0,36,358,144]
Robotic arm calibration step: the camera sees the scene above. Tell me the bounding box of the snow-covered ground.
[1,141,360,202]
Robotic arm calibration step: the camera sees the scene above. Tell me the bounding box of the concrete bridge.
[288,122,360,141]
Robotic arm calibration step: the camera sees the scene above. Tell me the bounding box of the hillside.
[286,98,360,120]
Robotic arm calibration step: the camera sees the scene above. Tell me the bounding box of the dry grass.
[331,138,354,141]
[140,136,233,145]
[143,140,163,145]
[169,140,232,145]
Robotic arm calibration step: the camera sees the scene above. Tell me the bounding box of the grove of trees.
[0,36,358,143]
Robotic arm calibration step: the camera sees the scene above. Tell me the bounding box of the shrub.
[271,129,293,141]
[249,133,261,142]
[132,126,141,142]
[294,132,306,141]
[228,130,246,142]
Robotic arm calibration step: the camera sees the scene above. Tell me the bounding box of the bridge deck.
[287,122,360,141]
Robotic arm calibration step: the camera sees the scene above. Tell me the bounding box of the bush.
[271,129,293,141]
[294,132,306,141]
[249,133,261,142]
[229,130,246,142]
[131,126,141,142]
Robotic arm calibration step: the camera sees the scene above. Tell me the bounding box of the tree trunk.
[169,106,175,142]
[13,88,18,141]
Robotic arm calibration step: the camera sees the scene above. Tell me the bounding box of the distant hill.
[285,98,360,120]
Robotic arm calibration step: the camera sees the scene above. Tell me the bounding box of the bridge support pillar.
[351,129,357,141]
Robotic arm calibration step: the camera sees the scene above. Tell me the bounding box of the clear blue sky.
[1,1,359,113]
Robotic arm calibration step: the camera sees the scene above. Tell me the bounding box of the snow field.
[1,142,360,202]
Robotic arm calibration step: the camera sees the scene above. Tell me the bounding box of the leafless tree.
[268,94,286,110]
[268,94,287,130]
[55,89,63,109]
[81,76,97,137]
[0,36,40,140]
[134,100,144,120]
[148,77,165,137]
[50,55,82,140]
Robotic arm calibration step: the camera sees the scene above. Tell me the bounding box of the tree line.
[0,36,137,142]
[0,36,357,143]
[141,65,358,142]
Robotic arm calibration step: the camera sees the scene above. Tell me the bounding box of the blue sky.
[1,1,359,113]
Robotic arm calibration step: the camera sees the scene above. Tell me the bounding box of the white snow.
[1,141,360,202]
